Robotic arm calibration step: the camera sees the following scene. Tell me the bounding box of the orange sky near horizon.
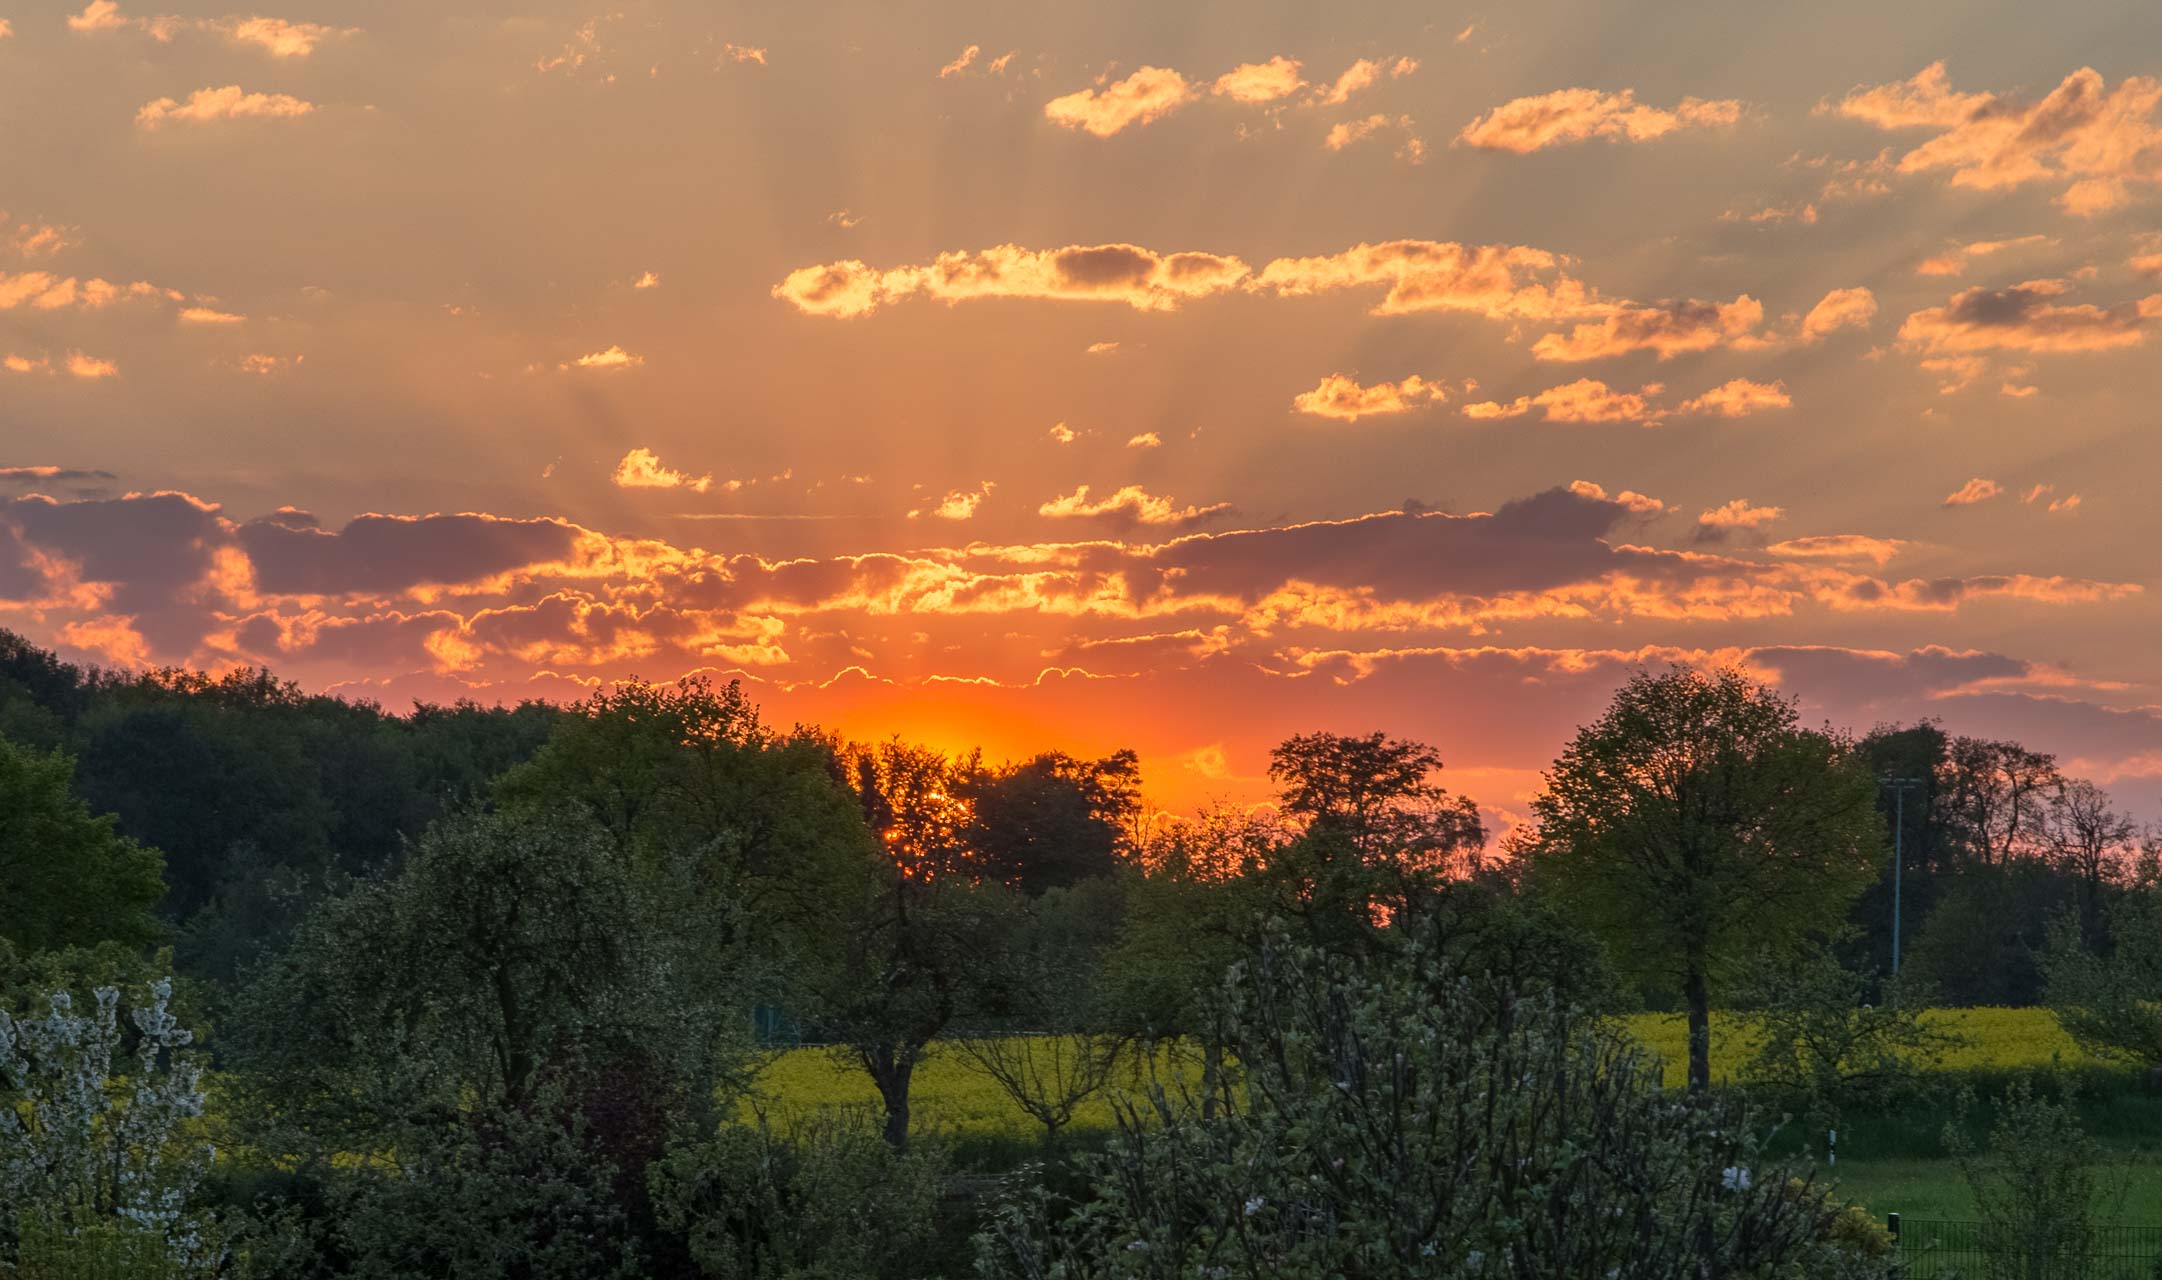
[5,0,2162,820]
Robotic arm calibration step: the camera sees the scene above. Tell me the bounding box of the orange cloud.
[0,272,176,311]
[1292,373,1450,422]
[67,1,129,32]
[1943,477,2002,506]
[65,351,117,378]
[1915,234,2055,277]
[1899,279,2161,355]
[612,448,711,494]
[1799,286,1877,341]
[180,305,244,325]
[1254,240,1604,320]
[914,482,994,521]
[1213,56,1304,104]
[1530,295,1764,361]
[1126,432,1160,449]
[221,16,355,57]
[1324,113,1426,161]
[1463,378,1664,424]
[1765,535,1904,566]
[1457,88,1742,153]
[1044,67,1196,137]
[773,243,1252,317]
[1313,56,1414,107]
[572,344,644,370]
[1678,378,1791,417]
[137,85,315,128]
[9,221,80,258]
[1828,63,2162,215]
[1038,484,1230,528]
[1699,499,1785,530]
[939,44,980,78]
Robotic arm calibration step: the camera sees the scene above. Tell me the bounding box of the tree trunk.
[1200,1039,1225,1122]
[1684,965,1712,1094]
[874,1055,914,1151]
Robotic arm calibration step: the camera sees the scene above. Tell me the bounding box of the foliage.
[1736,944,1961,1151]
[0,736,166,957]
[1945,1077,2121,1280]
[2045,870,2162,1069]
[1523,666,1884,1091]
[651,1106,948,1280]
[818,740,1013,1149]
[228,805,744,1158]
[959,750,1142,895]
[976,934,1886,1279]
[324,1104,645,1280]
[0,979,219,1277]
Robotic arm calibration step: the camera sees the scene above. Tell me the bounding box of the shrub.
[651,1105,948,1280]
[975,934,1895,1278]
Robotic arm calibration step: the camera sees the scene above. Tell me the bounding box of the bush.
[323,1104,644,1280]
[976,934,1895,1278]
[651,1105,948,1280]
[1946,1076,2124,1280]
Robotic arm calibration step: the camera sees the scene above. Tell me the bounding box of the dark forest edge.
[5,626,2161,1278]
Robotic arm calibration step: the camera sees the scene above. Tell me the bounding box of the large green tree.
[0,736,165,957]
[1524,667,1883,1092]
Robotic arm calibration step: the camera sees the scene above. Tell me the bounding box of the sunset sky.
[5,0,2162,819]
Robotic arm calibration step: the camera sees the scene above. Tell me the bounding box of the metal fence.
[1891,1216,2162,1279]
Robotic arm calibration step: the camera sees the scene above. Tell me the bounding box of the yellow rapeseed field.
[1620,1006,2108,1090]
[753,1009,2115,1141]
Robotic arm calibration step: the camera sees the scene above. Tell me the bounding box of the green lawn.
[1825,1157,2162,1222]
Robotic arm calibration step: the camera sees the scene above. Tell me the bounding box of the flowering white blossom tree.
[0,978,219,1273]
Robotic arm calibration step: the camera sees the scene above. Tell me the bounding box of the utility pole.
[1880,777,1926,980]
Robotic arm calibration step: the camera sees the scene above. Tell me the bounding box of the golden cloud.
[773,243,1253,317]
[1678,378,1791,417]
[1213,56,1305,104]
[1530,296,1764,361]
[1899,279,2161,354]
[1044,67,1196,137]
[612,448,711,494]
[1699,499,1785,530]
[137,85,316,128]
[1799,287,1877,341]
[1458,87,1742,153]
[1291,372,1450,421]
[1463,378,1665,424]
[1828,63,2162,215]
[1038,484,1231,527]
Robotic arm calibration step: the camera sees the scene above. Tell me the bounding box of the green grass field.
[748,1009,2162,1223]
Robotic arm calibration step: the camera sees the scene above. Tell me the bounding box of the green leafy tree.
[0,736,166,956]
[494,677,869,973]
[231,805,743,1152]
[1737,943,1959,1152]
[2044,871,2162,1068]
[1523,667,1883,1092]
